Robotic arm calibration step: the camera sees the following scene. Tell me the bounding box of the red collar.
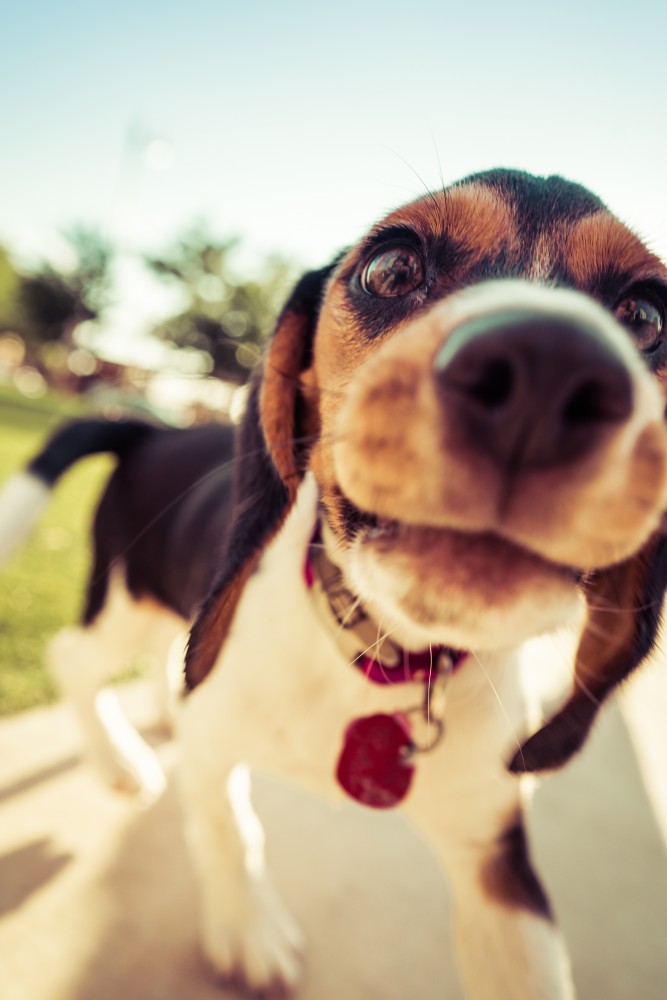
[304,533,467,685]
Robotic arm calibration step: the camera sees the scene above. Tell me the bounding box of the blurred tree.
[0,246,22,332]
[16,226,113,353]
[146,223,296,382]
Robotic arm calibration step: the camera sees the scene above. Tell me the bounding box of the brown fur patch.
[566,212,667,290]
[378,184,519,268]
[431,183,518,262]
[260,312,314,498]
[577,550,650,690]
[481,815,553,918]
[185,559,257,690]
[510,539,663,772]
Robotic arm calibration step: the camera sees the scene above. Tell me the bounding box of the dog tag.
[336,713,415,809]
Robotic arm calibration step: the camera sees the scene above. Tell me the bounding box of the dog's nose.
[434,309,633,470]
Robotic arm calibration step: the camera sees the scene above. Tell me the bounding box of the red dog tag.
[336,713,415,808]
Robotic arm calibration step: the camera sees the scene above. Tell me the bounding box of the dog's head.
[187,169,667,771]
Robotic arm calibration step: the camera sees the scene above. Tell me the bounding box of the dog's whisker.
[584,597,661,615]
[351,623,401,685]
[426,644,435,740]
[335,595,364,634]
[470,651,528,773]
[373,616,395,686]
[380,142,445,222]
[571,670,603,707]
[426,122,449,230]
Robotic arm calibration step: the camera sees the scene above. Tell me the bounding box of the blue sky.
[2,0,666,353]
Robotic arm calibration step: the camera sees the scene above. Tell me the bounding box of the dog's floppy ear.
[184,262,337,691]
[509,533,667,773]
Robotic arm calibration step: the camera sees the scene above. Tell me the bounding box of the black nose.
[434,309,633,471]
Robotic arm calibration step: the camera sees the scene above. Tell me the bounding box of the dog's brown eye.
[362,246,425,298]
[615,293,664,353]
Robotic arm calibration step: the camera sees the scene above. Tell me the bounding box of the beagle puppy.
[182,169,667,998]
[4,168,667,999]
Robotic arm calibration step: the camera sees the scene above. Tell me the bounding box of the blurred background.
[1,2,667,998]
[3,0,667,421]
[6,0,667,708]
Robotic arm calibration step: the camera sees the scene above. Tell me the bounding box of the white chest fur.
[178,477,555,809]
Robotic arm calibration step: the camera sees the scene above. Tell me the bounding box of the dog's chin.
[343,522,584,651]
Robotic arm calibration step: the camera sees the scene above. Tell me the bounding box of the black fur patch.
[462,169,605,234]
[184,379,289,690]
[29,418,155,485]
[83,424,235,624]
[222,376,291,578]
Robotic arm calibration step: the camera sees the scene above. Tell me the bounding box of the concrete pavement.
[1,664,666,1000]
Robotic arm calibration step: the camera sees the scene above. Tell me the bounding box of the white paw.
[201,876,304,996]
[89,736,166,800]
[88,690,166,801]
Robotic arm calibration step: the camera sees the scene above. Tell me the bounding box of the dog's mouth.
[338,509,585,650]
[356,513,581,581]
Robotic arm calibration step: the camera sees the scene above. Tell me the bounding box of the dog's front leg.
[443,821,573,1000]
[178,744,303,994]
[402,646,576,1000]
[406,772,574,1000]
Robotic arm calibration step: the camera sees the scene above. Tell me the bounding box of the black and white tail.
[0,417,155,564]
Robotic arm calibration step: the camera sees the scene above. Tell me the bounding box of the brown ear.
[184,263,337,691]
[509,533,667,773]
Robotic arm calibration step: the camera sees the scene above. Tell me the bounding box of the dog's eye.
[362,246,425,298]
[615,292,664,353]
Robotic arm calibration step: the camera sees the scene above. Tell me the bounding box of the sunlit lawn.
[0,383,113,715]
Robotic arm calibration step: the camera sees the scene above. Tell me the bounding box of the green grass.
[0,384,113,715]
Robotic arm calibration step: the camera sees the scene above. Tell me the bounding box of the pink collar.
[353,646,466,685]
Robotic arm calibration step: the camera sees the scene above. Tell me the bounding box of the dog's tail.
[0,417,156,565]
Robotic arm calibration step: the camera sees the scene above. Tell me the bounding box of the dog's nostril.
[563,379,616,427]
[465,359,515,410]
[562,378,630,426]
